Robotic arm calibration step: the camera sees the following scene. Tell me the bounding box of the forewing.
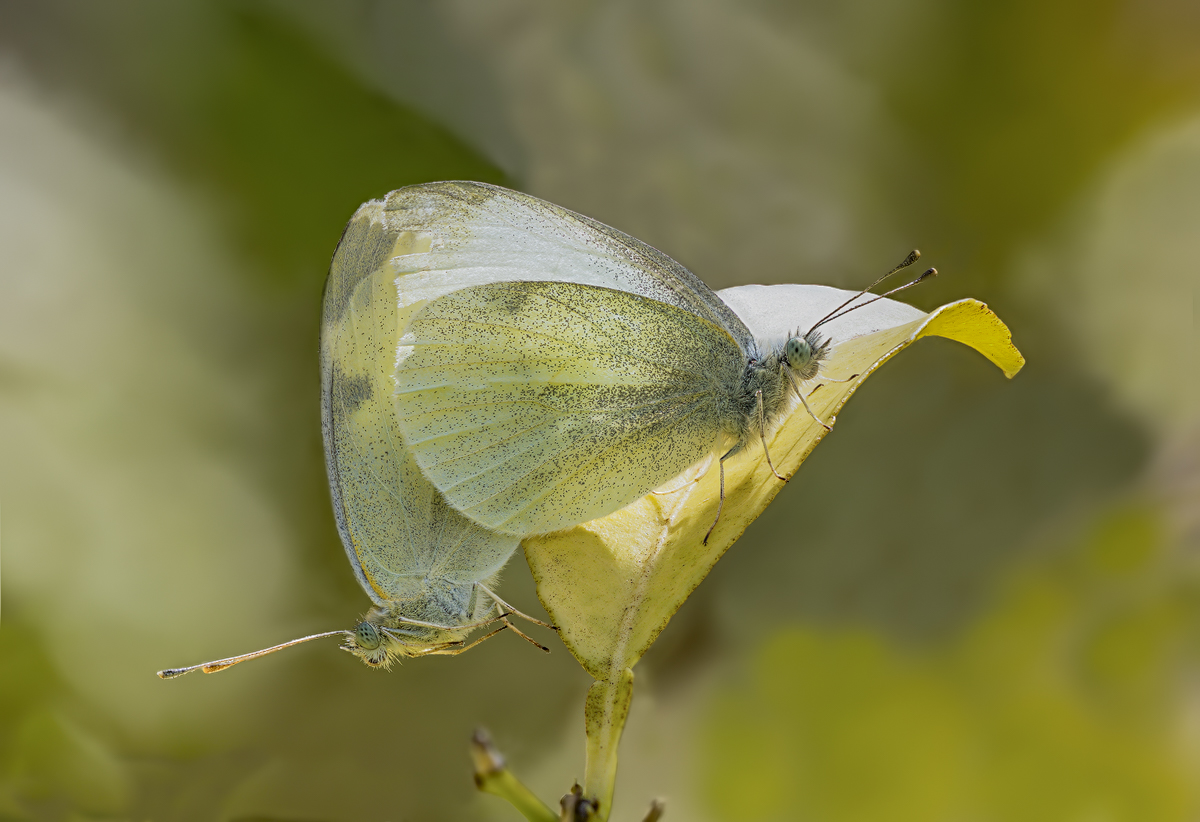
[394,280,744,536]
[321,201,518,605]
[375,181,755,352]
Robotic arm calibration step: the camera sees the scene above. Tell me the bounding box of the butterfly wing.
[377,181,756,353]
[394,280,745,536]
[321,201,518,608]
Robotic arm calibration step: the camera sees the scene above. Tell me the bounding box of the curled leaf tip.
[918,299,1025,379]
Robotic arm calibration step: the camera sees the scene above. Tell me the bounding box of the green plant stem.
[472,729,557,822]
[583,670,634,819]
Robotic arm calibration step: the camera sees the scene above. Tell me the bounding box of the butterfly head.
[784,329,829,383]
[340,603,478,668]
[342,620,397,668]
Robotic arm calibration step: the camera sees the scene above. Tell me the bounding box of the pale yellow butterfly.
[157,196,551,679]
[383,182,932,541]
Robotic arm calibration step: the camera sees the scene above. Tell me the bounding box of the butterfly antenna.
[814,267,938,329]
[807,250,921,335]
[879,266,937,299]
[156,630,351,679]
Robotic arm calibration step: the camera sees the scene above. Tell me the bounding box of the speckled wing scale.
[395,280,746,536]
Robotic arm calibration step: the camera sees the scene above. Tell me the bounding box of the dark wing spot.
[336,371,374,415]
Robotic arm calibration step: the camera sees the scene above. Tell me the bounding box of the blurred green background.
[0,1,1197,820]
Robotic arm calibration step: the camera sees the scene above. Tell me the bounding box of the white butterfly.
[385,182,932,542]
[157,194,553,679]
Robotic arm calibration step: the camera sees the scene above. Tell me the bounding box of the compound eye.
[786,337,811,369]
[355,621,381,650]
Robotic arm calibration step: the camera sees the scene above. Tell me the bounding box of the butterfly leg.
[798,387,833,431]
[703,446,740,545]
[500,618,551,653]
[384,613,508,633]
[418,625,510,656]
[651,453,714,495]
[477,583,557,631]
[757,389,787,482]
[475,584,554,653]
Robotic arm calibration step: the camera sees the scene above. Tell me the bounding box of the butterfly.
[383,182,932,543]
[157,195,552,679]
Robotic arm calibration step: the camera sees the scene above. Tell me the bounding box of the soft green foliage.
[190,8,505,281]
[886,0,1198,282]
[701,504,1198,821]
[1,0,1197,819]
